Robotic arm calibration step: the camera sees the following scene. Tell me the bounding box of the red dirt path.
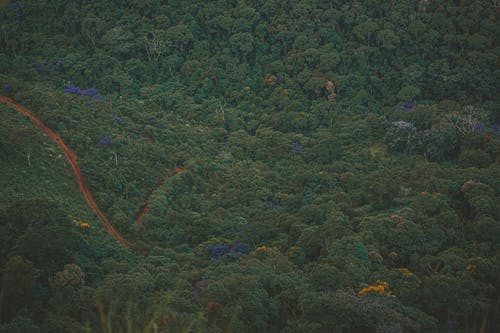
[135,167,183,224]
[135,202,150,223]
[1,96,131,248]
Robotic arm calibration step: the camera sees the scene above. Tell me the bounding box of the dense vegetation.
[0,0,499,332]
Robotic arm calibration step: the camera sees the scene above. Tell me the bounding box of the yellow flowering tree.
[358,280,394,297]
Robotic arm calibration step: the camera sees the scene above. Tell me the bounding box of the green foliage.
[1,256,39,321]
[0,0,499,331]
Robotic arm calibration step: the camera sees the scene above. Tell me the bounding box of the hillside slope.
[0,1,499,332]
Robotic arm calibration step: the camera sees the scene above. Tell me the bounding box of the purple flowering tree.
[64,85,81,94]
[264,197,275,207]
[64,85,102,100]
[491,124,499,135]
[209,245,229,260]
[395,101,416,111]
[98,135,112,146]
[209,241,249,260]
[291,141,303,153]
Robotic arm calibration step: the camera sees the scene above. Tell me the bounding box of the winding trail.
[135,167,184,224]
[1,96,131,248]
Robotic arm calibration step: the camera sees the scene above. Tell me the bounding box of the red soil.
[1,96,131,247]
[135,202,150,223]
[135,167,184,224]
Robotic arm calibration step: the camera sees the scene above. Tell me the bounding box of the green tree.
[1,256,39,321]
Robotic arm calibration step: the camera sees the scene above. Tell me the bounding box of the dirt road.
[1,96,131,247]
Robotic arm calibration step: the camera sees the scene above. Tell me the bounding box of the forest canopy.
[0,0,499,332]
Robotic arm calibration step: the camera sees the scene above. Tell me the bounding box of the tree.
[100,26,137,60]
[1,256,39,321]
[352,19,378,46]
[8,127,43,167]
[165,24,194,51]
[414,121,458,161]
[49,264,84,296]
[144,29,167,62]
[376,29,400,52]
[81,15,105,49]
[361,170,401,209]
[311,129,342,164]
[230,32,254,63]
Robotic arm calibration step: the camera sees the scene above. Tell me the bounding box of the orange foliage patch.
[465,264,475,272]
[460,179,477,193]
[205,301,223,316]
[358,280,393,297]
[325,80,335,91]
[77,221,90,229]
[264,74,278,86]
